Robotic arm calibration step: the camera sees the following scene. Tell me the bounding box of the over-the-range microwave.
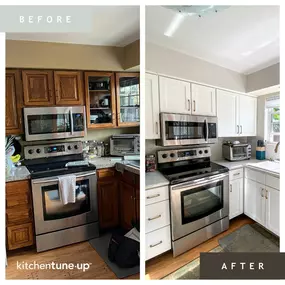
[24,106,86,141]
[158,112,218,146]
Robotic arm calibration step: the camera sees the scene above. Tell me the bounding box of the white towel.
[58,175,76,205]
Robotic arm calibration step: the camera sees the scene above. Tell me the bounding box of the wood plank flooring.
[6,241,139,280]
[145,215,254,280]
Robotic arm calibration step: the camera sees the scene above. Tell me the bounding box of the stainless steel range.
[24,141,99,252]
[157,146,229,257]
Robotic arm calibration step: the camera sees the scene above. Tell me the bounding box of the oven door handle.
[70,109,74,135]
[171,173,228,191]
[32,171,96,184]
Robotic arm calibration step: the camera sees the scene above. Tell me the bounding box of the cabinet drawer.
[245,168,265,184]
[6,180,31,207]
[229,168,243,181]
[6,205,33,226]
[146,200,170,233]
[146,186,169,205]
[146,226,171,261]
[7,222,34,250]
[97,168,115,180]
[266,175,279,190]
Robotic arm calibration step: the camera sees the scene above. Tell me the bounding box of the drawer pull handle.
[150,241,162,248]
[146,194,160,199]
[148,214,162,221]
[233,173,240,176]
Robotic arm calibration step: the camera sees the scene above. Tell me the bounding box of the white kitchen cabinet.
[217,90,257,137]
[159,76,191,114]
[238,95,257,136]
[217,89,239,137]
[191,83,216,116]
[146,73,160,139]
[229,177,243,219]
[265,186,280,236]
[244,179,265,225]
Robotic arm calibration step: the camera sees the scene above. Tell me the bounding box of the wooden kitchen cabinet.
[6,180,34,250]
[6,70,23,135]
[54,71,83,105]
[145,73,160,139]
[22,70,55,106]
[116,73,140,127]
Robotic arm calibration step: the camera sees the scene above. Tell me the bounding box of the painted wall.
[146,42,247,92]
[6,40,139,71]
[246,63,280,93]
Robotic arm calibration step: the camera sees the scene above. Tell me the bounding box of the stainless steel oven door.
[170,173,229,241]
[24,106,86,141]
[31,171,97,235]
[160,113,218,146]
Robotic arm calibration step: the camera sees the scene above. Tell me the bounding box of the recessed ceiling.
[146,5,279,74]
[6,6,139,47]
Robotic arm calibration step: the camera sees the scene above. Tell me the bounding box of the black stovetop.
[158,159,229,185]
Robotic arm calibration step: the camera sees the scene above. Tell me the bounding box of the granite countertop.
[214,158,261,170]
[6,166,31,182]
[115,160,140,175]
[88,156,123,169]
[146,171,169,190]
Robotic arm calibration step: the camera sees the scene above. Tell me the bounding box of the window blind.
[265,94,280,108]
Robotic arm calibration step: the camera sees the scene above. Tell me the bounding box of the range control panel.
[24,141,83,160]
[157,146,211,164]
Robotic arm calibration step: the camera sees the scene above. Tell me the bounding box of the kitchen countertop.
[6,166,31,182]
[214,159,261,170]
[88,156,123,169]
[146,171,169,190]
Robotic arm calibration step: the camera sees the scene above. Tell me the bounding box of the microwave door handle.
[204,119,208,142]
[70,109,74,134]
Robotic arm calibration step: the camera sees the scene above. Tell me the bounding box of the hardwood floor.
[145,215,254,280]
[6,241,139,280]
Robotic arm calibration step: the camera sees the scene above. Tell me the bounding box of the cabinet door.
[7,223,34,250]
[85,72,116,129]
[229,178,243,219]
[116,73,140,127]
[191,83,216,116]
[97,179,119,229]
[146,73,160,139]
[119,180,135,230]
[265,186,280,236]
[22,70,54,106]
[54,71,83,105]
[217,89,239,137]
[244,179,265,225]
[6,70,23,134]
[238,95,257,136]
[159,76,190,114]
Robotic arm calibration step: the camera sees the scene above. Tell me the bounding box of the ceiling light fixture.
[163,5,231,37]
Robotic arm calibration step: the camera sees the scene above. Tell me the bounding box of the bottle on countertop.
[146,154,156,172]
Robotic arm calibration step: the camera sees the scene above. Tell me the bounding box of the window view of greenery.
[269,107,280,142]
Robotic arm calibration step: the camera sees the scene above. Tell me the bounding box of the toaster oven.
[223,142,251,161]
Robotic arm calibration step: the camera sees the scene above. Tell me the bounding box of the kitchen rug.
[218,223,279,252]
[163,223,279,280]
[89,233,139,279]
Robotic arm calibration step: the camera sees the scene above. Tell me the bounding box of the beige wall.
[146,42,247,92]
[246,63,280,93]
[6,40,140,71]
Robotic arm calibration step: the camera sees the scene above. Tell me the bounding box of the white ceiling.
[6,6,139,47]
[146,6,280,74]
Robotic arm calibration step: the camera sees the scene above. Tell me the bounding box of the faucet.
[274,142,280,153]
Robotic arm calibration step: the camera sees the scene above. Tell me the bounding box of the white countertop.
[146,171,169,190]
[214,159,261,170]
[6,166,30,182]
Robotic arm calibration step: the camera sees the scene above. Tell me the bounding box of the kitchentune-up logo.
[19,15,72,24]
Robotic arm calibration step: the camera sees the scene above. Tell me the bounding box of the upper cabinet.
[85,71,116,129]
[191,83,216,116]
[54,71,83,105]
[145,73,160,139]
[22,70,54,106]
[22,70,84,106]
[6,70,23,135]
[116,73,140,127]
[159,76,190,114]
[217,89,257,137]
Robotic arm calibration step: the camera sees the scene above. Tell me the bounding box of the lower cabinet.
[6,180,35,250]
[244,167,280,236]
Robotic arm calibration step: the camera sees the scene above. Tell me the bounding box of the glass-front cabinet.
[116,73,140,127]
[85,72,116,128]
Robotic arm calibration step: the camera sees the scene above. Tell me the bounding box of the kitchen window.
[265,95,280,143]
